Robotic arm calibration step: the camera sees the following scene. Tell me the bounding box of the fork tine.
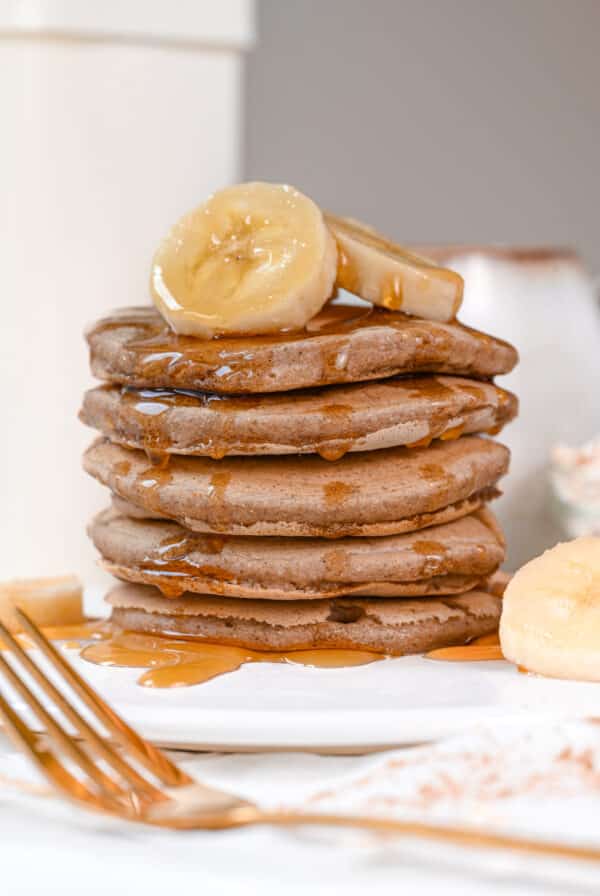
[14,608,191,787]
[0,684,117,813]
[0,649,126,800]
[0,620,164,800]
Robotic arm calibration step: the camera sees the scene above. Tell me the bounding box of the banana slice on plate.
[500,537,600,680]
[325,213,463,322]
[151,182,337,337]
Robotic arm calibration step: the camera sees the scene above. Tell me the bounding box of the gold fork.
[1,607,600,863]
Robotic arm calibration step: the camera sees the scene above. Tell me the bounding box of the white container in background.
[0,0,254,582]
[421,247,600,571]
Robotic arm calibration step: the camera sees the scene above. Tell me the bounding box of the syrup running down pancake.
[86,301,518,394]
[89,506,504,600]
[81,375,517,460]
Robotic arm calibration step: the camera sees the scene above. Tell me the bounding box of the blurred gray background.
[245,0,600,270]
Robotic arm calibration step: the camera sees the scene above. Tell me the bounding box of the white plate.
[11,587,600,751]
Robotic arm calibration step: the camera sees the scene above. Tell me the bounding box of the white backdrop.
[0,1,254,582]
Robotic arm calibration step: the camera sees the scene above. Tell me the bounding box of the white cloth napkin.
[2,719,600,892]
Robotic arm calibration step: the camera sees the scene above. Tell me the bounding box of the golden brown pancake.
[106,582,502,655]
[83,435,509,537]
[80,376,517,459]
[89,507,504,600]
[86,302,518,394]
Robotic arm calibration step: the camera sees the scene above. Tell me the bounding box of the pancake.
[110,491,499,537]
[80,376,517,460]
[106,582,502,654]
[86,301,518,394]
[89,507,504,600]
[83,435,509,537]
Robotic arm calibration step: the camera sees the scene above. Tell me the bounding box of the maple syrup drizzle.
[406,436,433,449]
[80,626,513,687]
[315,441,355,462]
[0,620,109,652]
[119,387,270,459]
[131,529,229,599]
[80,631,382,688]
[411,539,449,576]
[117,300,376,387]
[136,453,173,511]
[156,531,226,560]
[417,462,455,491]
[40,621,110,641]
[425,632,504,662]
[439,424,465,441]
[0,619,514,688]
[206,471,232,530]
[323,481,358,506]
[89,370,515,466]
[0,599,510,687]
[89,298,514,395]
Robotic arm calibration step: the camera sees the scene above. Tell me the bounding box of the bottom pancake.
[90,506,505,599]
[106,583,502,655]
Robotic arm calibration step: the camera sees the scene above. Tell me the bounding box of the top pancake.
[86,301,518,394]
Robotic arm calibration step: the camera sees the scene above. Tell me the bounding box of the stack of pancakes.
[81,298,518,655]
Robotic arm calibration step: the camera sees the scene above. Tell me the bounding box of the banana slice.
[0,575,83,633]
[500,537,600,680]
[151,182,337,337]
[325,213,463,321]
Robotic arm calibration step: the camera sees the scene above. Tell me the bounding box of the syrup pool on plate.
[1,620,509,689]
[77,627,508,688]
[425,632,504,662]
[80,631,383,688]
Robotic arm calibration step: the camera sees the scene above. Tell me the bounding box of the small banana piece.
[0,575,83,633]
[500,537,600,680]
[325,213,463,321]
[151,182,337,337]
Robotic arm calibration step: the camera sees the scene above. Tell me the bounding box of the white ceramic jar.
[423,246,600,570]
[0,1,254,581]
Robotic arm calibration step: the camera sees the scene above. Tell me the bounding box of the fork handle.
[247,809,600,864]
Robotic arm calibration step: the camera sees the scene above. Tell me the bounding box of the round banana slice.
[325,213,463,322]
[500,536,600,680]
[151,182,337,337]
